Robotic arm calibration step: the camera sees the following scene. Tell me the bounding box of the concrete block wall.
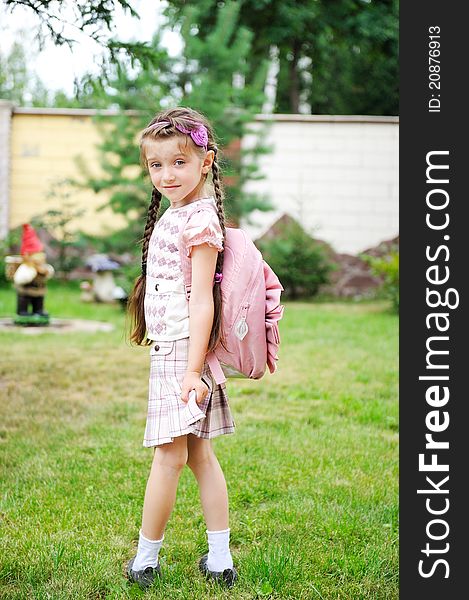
[1,108,398,255]
[241,114,399,255]
[0,100,13,239]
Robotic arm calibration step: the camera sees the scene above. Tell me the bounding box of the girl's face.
[144,136,214,207]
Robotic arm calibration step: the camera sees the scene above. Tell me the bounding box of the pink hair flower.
[175,123,208,151]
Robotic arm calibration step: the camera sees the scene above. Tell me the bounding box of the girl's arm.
[180,243,219,403]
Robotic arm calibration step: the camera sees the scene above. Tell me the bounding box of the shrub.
[362,250,399,313]
[31,206,87,280]
[256,220,335,300]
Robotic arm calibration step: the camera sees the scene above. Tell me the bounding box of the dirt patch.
[0,318,114,334]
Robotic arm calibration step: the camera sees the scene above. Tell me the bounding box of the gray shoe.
[198,554,238,588]
[126,556,161,589]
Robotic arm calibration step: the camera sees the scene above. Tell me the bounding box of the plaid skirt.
[143,337,235,447]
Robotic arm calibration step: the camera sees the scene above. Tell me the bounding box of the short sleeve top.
[144,197,223,341]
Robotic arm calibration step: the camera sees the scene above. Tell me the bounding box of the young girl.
[126,107,237,589]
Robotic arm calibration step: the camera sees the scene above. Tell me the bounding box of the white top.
[144,197,224,341]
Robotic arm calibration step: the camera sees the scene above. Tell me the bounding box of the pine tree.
[174,0,273,223]
[77,0,272,248]
[73,34,177,248]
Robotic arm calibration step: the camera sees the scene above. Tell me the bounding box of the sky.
[0,0,182,95]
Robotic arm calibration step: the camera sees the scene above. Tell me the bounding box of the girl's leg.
[187,434,234,574]
[140,434,188,540]
[186,434,229,531]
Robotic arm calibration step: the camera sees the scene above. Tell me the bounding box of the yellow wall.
[10,113,127,234]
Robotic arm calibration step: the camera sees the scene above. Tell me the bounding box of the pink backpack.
[179,212,284,385]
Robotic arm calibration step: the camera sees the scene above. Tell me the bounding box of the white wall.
[241,114,399,255]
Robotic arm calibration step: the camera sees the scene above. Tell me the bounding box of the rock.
[321,236,399,298]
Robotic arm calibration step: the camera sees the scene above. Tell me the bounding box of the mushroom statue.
[84,254,127,304]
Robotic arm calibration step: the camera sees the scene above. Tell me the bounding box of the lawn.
[0,282,398,599]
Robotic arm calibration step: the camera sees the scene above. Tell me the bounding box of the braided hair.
[209,150,226,350]
[127,107,226,351]
[127,187,162,345]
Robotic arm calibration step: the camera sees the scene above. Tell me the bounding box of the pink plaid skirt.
[143,337,235,447]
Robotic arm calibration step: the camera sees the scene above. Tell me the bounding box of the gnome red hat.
[20,224,44,255]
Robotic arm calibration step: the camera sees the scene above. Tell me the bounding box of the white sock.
[206,528,233,572]
[132,529,164,571]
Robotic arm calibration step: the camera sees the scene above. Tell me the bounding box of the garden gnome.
[13,224,55,324]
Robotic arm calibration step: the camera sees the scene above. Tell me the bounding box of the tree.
[3,0,154,67]
[174,0,272,223]
[4,0,137,47]
[72,34,176,245]
[164,0,315,113]
[164,0,398,115]
[31,181,86,278]
[0,40,49,105]
[77,0,272,247]
[306,0,398,115]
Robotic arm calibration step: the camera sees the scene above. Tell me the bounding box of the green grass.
[0,283,398,599]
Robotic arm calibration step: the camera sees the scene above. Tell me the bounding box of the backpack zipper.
[234,304,249,340]
[231,259,263,340]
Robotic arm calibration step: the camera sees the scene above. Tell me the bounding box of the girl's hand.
[181,371,209,404]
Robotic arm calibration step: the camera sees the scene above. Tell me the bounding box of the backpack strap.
[206,352,226,385]
[177,201,227,385]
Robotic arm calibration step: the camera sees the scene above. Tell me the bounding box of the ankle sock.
[132,529,164,571]
[206,528,233,572]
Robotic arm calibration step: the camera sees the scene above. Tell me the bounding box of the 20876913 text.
[428,25,441,113]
